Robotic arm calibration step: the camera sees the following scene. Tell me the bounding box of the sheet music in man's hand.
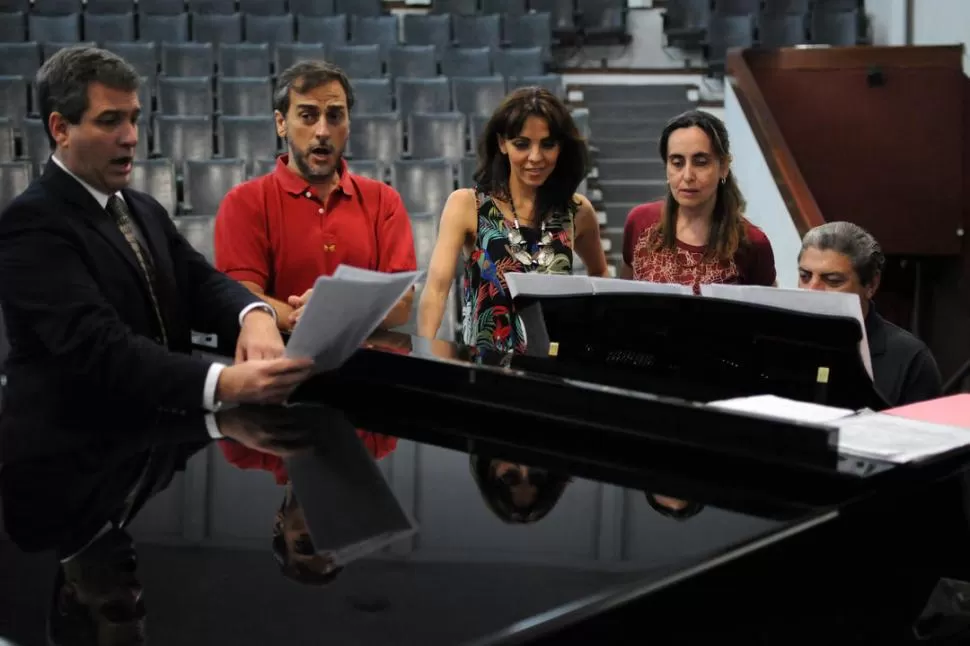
[284,265,423,371]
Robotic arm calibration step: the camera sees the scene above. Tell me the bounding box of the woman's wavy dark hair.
[474,86,590,219]
[657,109,748,261]
[470,454,571,524]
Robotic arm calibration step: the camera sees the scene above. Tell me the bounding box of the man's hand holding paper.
[287,289,313,329]
[283,265,423,372]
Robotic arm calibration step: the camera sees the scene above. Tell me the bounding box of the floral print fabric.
[461,192,576,353]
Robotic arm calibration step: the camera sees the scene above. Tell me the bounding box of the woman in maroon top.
[621,110,776,293]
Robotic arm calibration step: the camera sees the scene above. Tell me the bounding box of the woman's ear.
[497,135,507,156]
[721,153,733,182]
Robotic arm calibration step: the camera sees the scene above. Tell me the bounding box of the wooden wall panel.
[754,65,965,255]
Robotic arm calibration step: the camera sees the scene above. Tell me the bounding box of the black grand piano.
[2,294,969,645]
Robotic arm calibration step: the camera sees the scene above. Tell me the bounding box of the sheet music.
[505,273,692,300]
[699,284,873,380]
[505,273,593,299]
[710,394,970,463]
[708,394,855,424]
[588,276,694,296]
[285,265,423,371]
[835,413,970,463]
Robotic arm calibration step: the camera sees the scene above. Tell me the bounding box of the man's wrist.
[239,302,277,326]
[204,363,226,411]
[205,412,224,438]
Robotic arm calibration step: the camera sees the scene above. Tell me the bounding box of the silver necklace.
[506,198,554,268]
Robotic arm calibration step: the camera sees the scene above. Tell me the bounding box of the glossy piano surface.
[2,332,967,645]
[0,394,832,643]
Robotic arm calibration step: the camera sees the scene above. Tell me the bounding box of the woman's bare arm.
[417,189,477,339]
[572,194,609,277]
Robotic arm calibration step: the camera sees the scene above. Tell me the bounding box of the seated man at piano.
[797,221,942,406]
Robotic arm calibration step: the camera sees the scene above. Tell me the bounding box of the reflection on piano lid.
[5,372,970,646]
[0,411,217,557]
[0,397,846,646]
[0,404,346,557]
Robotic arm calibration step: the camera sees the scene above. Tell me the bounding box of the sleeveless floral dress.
[461,191,576,354]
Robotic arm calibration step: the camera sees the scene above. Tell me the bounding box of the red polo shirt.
[217,431,399,485]
[214,155,417,302]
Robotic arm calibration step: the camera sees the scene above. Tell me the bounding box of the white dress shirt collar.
[51,153,121,210]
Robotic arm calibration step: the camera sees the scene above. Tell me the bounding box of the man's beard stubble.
[290,140,342,183]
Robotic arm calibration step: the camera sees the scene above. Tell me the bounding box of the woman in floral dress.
[417,87,608,353]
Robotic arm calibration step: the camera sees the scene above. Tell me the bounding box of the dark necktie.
[106,195,169,346]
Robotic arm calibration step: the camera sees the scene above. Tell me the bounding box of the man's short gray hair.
[799,221,885,286]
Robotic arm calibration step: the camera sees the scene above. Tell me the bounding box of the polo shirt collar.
[274,154,355,198]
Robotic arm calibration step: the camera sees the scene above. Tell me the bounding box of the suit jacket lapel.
[39,161,147,285]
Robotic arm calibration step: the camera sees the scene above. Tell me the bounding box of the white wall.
[911,0,970,74]
[723,82,802,288]
[865,0,907,46]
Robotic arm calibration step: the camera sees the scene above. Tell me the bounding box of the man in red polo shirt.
[214,61,416,333]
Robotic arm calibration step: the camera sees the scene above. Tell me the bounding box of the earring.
[720,177,726,185]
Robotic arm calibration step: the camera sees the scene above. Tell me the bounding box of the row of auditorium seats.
[0,0,385,16]
[0,1,624,347]
[0,74,567,135]
[664,0,868,75]
[0,11,556,59]
[0,155,467,213]
[0,155,473,266]
[4,107,590,175]
[0,42,552,83]
[427,0,629,44]
[1,0,615,17]
[0,0,627,43]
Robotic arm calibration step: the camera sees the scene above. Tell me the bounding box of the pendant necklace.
[507,198,553,268]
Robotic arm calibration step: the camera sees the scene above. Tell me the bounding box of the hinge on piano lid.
[817,367,830,384]
[548,342,559,357]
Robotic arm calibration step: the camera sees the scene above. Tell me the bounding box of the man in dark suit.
[0,46,313,450]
